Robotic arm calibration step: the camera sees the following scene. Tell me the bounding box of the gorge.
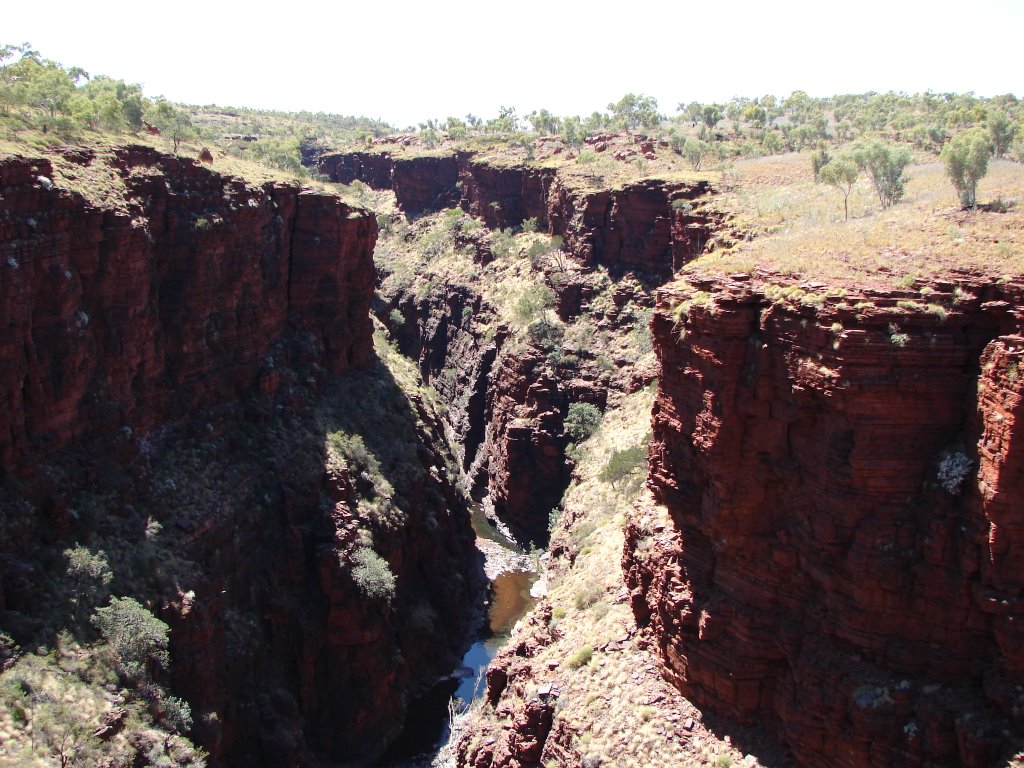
[1,136,1022,768]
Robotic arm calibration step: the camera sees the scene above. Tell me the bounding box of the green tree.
[742,103,767,129]
[607,93,659,130]
[562,115,584,156]
[702,104,723,130]
[987,109,1016,159]
[527,108,561,135]
[941,127,992,209]
[150,98,194,152]
[599,445,647,487]
[679,101,703,123]
[21,59,75,129]
[515,284,556,329]
[91,597,170,680]
[487,106,519,134]
[819,157,859,221]
[850,139,912,208]
[684,139,709,170]
[564,402,603,443]
[65,546,112,620]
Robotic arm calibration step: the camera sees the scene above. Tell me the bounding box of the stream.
[379,503,539,766]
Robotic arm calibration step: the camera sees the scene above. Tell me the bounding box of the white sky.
[7,0,1022,128]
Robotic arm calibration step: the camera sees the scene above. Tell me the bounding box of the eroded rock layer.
[625,274,1024,767]
[317,149,713,280]
[0,146,375,473]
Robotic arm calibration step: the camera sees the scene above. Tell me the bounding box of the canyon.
[1,138,1022,768]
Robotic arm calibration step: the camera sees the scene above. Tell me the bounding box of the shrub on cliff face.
[938,450,973,494]
[599,444,648,488]
[351,547,396,601]
[91,596,169,680]
[65,545,113,619]
[565,403,603,444]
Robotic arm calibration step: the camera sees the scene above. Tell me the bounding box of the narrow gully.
[379,503,539,766]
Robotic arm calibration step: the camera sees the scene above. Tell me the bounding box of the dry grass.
[691,153,1024,289]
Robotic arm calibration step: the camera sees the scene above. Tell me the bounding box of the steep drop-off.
[0,146,482,767]
[625,275,1024,767]
[318,148,716,281]
[0,145,375,473]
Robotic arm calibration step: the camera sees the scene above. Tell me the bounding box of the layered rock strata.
[0,146,375,474]
[0,146,481,766]
[625,274,1024,767]
[318,149,714,280]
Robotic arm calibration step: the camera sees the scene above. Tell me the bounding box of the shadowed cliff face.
[625,275,1024,767]
[0,146,482,767]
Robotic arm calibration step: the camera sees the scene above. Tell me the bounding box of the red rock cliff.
[625,274,1024,767]
[0,146,375,474]
[318,149,711,280]
[0,146,485,767]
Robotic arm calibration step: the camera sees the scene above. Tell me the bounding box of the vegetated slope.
[323,150,769,768]
[318,134,1024,768]
[0,144,482,767]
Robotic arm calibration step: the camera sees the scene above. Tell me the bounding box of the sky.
[7,0,1023,128]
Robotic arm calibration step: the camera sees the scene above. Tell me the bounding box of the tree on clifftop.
[607,93,659,130]
[818,156,859,221]
[850,139,912,209]
[150,97,193,153]
[942,127,992,209]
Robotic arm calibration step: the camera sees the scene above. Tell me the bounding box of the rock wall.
[163,370,481,766]
[384,284,578,540]
[0,146,375,474]
[625,274,1024,767]
[0,146,482,767]
[317,149,711,281]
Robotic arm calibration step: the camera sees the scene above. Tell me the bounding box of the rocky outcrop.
[625,274,1024,767]
[318,149,712,280]
[0,146,376,474]
[317,150,394,189]
[456,154,554,230]
[385,283,501,478]
[317,150,460,215]
[482,347,573,540]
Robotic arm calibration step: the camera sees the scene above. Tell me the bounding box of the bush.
[938,450,973,494]
[599,444,647,487]
[490,228,516,259]
[564,403,603,443]
[573,585,603,611]
[351,547,396,601]
[566,645,593,669]
[161,695,193,734]
[91,597,169,680]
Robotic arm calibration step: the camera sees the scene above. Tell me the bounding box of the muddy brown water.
[378,503,538,765]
